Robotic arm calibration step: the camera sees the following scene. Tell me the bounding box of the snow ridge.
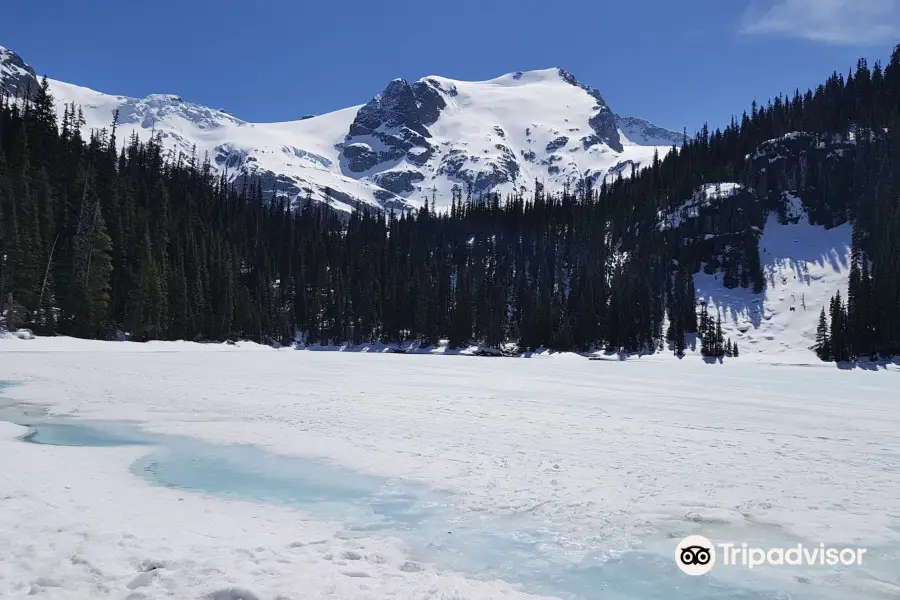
[0,45,681,213]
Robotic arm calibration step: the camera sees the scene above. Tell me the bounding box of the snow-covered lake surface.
[1,340,898,599]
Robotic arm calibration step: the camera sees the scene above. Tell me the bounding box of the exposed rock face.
[545,136,569,153]
[558,67,623,153]
[748,131,856,226]
[606,159,637,180]
[413,79,447,125]
[342,78,447,173]
[587,109,623,153]
[616,115,684,147]
[343,142,380,172]
[0,47,39,99]
[214,144,254,171]
[437,146,520,195]
[374,170,425,194]
[0,41,684,213]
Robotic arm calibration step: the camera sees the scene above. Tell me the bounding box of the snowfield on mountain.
[1,45,680,212]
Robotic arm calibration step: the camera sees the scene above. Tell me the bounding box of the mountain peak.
[555,67,608,107]
[144,93,185,103]
[555,67,581,86]
[0,42,681,212]
[0,45,39,98]
[421,67,611,112]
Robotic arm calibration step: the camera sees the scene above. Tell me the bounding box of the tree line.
[1,46,899,359]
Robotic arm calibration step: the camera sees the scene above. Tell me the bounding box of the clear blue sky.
[2,0,898,133]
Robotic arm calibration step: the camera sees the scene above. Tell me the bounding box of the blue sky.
[2,0,899,133]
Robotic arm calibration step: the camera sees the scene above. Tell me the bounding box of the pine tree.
[698,303,709,338]
[715,315,725,358]
[1,44,899,358]
[815,307,831,360]
[830,291,847,361]
[685,277,698,334]
[674,314,686,356]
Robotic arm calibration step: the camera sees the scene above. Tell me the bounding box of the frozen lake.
[1,340,898,599]
[3,411,780,600]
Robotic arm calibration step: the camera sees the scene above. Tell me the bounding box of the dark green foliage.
[815,307,830,361]
[1,45,899,358]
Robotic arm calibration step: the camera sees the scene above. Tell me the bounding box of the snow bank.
[0,414,550,600]
[0,421,28,440]
[696,211,852,359]
[1,340,898,598]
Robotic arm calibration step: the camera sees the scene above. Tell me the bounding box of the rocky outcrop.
[587,108,623,153]
[343,143,381,172]
[437,146,520,195]
[0,41,683,213]
[0,47,39,99]
[616,115,683,147]
[545,136,569,153]
[558,67,623,153]
[342,78,447,173]
[374,170,425,194]
[748,131,856,227]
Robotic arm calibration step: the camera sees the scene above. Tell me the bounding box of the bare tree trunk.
[37,233,60,324]
[5,292,15,331]
[84,202,100,287]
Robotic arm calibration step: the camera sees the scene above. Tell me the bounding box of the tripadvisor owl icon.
[676,535,716,575]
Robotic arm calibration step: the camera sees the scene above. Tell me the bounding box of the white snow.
[1,339,898,599]
[2,44,897,600]
[698,182,744,199]
[47,77,371,212]
[406,69,674,203]
[695,210,852,360]
[660,182,746,230]
[0,412,545,600]
[616,115,684,147]
[782,191,804,220]
[0,47,31,86]
[14,54,679,211]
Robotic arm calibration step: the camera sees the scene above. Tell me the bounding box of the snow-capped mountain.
[0,46,40,100]
[0,45,681,212]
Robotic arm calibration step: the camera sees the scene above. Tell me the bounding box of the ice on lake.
[1,344,898,599]
[3,412,779,600]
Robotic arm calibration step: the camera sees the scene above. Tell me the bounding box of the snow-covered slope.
[336,68,681,206]
[694,195,852,361]
[0,45,680,212]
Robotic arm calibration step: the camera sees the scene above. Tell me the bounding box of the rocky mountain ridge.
[0,44,682,212]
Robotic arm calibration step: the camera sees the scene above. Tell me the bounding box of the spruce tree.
[1,43,899,357]
[715,315,725,358]
[674,315,686,356]
[815,307,831,360]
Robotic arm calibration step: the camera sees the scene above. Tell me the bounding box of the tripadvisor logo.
[676,535,716,575]
[675,535,867,575]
